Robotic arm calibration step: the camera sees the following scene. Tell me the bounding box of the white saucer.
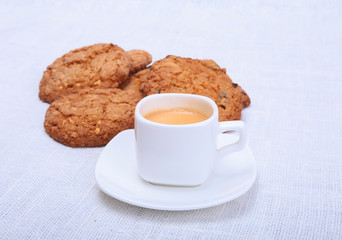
[95,129,257,211]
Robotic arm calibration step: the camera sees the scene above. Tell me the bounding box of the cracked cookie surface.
[44,88,140,147]
[39,43,151,103]
[123,56,250,121]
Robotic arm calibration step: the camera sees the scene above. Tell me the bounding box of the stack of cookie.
[40,43,250,147]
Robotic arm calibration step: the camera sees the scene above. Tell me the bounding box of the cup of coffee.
[135,93,247,187]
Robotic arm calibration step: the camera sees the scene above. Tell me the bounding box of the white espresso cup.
[135,93,247,187]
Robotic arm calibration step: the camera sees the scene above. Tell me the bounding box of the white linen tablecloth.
[0,0,341,239]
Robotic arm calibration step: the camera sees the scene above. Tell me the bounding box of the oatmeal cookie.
[39,43,151,103]
[124,56,250,121]
[44,88,140,147]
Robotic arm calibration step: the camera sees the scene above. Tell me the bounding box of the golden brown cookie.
[39,43,151,103]
[44,88,140,147]
[127,50,152,73]
[123,56,250,121]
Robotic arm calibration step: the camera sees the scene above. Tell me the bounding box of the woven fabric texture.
[0,0,341,239]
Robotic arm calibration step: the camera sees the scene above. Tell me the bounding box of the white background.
[0,0,341,239]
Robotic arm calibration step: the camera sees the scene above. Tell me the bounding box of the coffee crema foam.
[144,107,209,125]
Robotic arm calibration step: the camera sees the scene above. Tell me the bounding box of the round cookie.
[125,56,250,121]
[44,88,140,147]
[39,43,151,103]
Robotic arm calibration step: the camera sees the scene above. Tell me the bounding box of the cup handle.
[217,121,247,160]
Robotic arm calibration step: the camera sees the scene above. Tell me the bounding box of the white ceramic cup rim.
[135,93,218,128]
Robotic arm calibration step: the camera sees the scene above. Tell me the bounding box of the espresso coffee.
[144,107,209,125]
